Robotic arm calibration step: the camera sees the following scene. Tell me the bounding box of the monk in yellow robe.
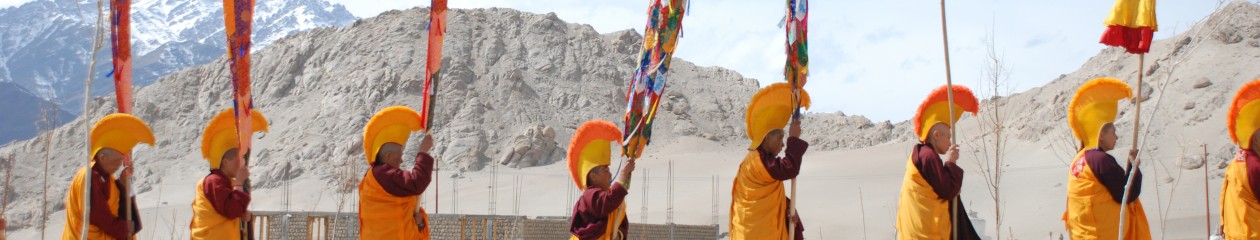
[63,113,152,240]
[566,120,637,240]
[1221,80,1260,239]
[895,85,981,240]
[358,106,435,239]
[1062,78,1151,240]
[189,109,268,239]
[729,82,809,240]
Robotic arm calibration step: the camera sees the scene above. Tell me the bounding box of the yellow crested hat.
[913,85,980,142]
[1229,80,1260,149]
[90,113,155,160]
[567,120,622,189]
[1068,78,1132,150]
[200,109,269,169]
[363,106,423,165]
[745,82,811,150]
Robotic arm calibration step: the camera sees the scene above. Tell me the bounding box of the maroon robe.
[757,136,808,240]
[1082,148,1143,203]
[913,143,963,200]
[569,183,630,239]
[1244,150,1260,201]
[89,163,142,240]
[201,169,250,218]
[372,152,435,196]
[912,143,981,240]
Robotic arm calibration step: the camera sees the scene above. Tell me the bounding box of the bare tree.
[39,98,61,238]
[968,27,1015,240]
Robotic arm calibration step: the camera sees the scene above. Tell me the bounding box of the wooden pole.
[242,153,254,240]
[606,156,634,240]
[1203,144,1209,238]
[939,0,960,239]
[859,187,868,240]
[789,175,798,239]
[80,0,106,238]
[785,0,807,237]
[122,157,133,239]
[1118,54,1144,240]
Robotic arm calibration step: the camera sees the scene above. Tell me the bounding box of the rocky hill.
[0,7,763,229]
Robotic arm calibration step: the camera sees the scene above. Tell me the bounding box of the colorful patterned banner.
[621,0,687,159]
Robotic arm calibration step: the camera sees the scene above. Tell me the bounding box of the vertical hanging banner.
[1100,0,1157,54]
[420,0,447,132]
[621,0,687,160]
[108,1,138,238]
[109,0,133,113]
[223,0,255,238]
[419,0,447,216]
[224,0,254,167]
[784,0,808,117]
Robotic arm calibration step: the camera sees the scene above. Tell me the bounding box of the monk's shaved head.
[927,123,952,154]
[1097,123,1118,151]
[220,148,243,178]
[377,142,404,167]
[94,148,126,174]
[1252,129,1260,152]
[94,148,122,160]
[760,129,787,155]
[221,148,240,164]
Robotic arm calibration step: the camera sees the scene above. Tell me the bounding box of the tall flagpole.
[107,0,137,237]
[80,0,107,238]
[938,1,960,239]
[419,0,448,224]
[1118,53,1144,240]
[223,0,257,238]
[784,0,808,238]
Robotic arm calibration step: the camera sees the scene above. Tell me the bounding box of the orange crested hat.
[1229,80,1260,149]
[913,85,979,142]
[363,106,423,165]
[567,120,623,189]
[1068,78,1132,150]
[90,113,156,159]
[200,109,269,169]
[745,82,811,150]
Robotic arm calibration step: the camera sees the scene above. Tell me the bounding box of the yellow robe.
[729,150,789,239]
[895,157,951,239]
[358,170,431,240]
[189,178,241,240]
[62,165,132,240]
[569,204,627,240]
[1221,154,1260,239]
[1063,151,1151,240]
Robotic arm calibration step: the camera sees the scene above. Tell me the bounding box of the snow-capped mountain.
[0,0,356,113]
[0,81,71,145]
[0,0,355,145]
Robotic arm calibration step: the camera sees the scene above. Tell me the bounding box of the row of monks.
[44,78,1260,239]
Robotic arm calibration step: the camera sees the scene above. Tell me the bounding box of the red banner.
[420,0,448,132]
[109,0,133,113]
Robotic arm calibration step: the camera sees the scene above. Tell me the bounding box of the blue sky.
[0,0,1226,122]
[332,0,1223,122]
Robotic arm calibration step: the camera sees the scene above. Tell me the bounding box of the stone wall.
[252,211,718,239]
